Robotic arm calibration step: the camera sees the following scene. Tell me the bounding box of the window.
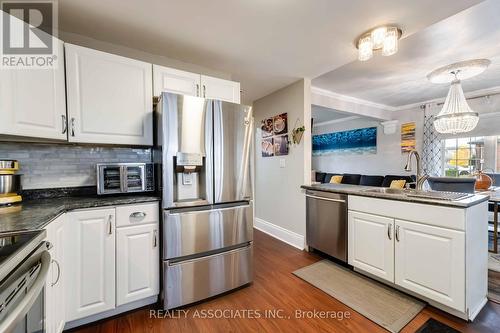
[443,136,499,177]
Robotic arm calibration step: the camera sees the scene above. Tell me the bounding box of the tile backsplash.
[0,143,152,189]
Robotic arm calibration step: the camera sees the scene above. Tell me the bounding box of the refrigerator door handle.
[167,201,250,216]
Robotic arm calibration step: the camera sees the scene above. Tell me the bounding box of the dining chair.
[427,177,476,193]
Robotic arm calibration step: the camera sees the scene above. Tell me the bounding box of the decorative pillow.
[330,175,343,184]
[390,180,406,189]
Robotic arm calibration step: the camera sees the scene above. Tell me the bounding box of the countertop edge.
[0,196,161,234]
[300,185,489,208]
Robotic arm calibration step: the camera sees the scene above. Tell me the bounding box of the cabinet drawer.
[164,203,253,259]
[116,202,159,227]
[164,244,252,309]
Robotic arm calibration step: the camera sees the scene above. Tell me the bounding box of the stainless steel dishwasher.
[305,190,347,262]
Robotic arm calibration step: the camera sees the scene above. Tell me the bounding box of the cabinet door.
[116,224,159,306]
[65,44,153,145]
[44,214,66,333]
[0,39,66,140]
[66,208,116,321]
[395,219,465,311]
[348,211,394,282]
[153,64,200,97]
[201,75,240,103]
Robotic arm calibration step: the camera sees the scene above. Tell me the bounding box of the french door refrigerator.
[155,92,254,310]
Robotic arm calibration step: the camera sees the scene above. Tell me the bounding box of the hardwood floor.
[71,229,500,333]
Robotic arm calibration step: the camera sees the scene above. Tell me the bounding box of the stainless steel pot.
[0,174,22,195]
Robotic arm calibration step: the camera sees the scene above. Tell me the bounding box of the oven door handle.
[0,251,51,333]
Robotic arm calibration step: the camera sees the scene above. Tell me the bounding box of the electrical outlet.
[279,158,286,168]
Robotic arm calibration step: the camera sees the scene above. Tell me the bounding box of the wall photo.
[262,138,274,157]
[401,122,416,153]
[274,135,289,156]
[261,118,274,138]
[260,113,289,157]
[312,127,377,156]
[273,113,288,135]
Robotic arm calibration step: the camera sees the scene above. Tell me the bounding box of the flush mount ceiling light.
[428,59,491,134]
[356,26,402,61]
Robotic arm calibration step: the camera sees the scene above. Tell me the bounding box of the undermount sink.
[361,188,408,195]
[361,188,474,201]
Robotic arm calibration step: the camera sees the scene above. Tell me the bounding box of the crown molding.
[313,85,500,113]
[313,116,360,127]
[385,85,500,111]
[311,86,398,112]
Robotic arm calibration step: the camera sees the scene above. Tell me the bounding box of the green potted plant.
[291,125,305,145]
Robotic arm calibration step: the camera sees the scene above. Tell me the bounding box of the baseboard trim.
[64,295,158,330]
[254,218,305,250]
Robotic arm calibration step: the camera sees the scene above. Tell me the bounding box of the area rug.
[488,253,500,272]
[293,260,425,333]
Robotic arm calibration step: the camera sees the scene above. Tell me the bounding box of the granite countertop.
[301,183,489,208]
[0,195,160,234]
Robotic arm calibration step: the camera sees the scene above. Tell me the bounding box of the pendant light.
[433,76,478,134]
[427,59,490,134]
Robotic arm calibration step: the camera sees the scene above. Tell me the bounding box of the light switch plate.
[279,158,286,168]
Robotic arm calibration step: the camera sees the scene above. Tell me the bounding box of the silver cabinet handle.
[108,215,113,235]
[196,84,200,97]
[395,225,400,242]
[153,229,157,247]
[61,115,67,134]
[305,194,346,203]
[203,85,206,98]
[70,117,75,137]
[387,223,392,240]
[130,212,147,219]
[51,259,61,287]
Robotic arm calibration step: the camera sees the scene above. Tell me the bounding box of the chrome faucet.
[404,150,428,190]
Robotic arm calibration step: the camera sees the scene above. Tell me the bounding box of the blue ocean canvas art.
[312,127,377,156]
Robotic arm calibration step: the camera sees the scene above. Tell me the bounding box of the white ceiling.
[58,0,482,104]
[313,0,500,108]
[312,105,354,124]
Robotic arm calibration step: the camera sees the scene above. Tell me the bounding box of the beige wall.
[253,79,311,239]
[59,31,232,81]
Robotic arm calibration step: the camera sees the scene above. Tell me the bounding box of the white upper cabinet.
[65,44,153,145]
[153,65,200,97]
[0,39,67,140]
[200,75,240,103]
[153,64,240,103]
[395,219,465,311]
[348,211,394,283]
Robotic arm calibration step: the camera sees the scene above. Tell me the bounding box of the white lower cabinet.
[348,211,394,282]
[395,219,465,311]
[116,223,159,306]
[348,209,466,312]
[66,208,116,321]
[44,214,67,333]
[62,202,160,325]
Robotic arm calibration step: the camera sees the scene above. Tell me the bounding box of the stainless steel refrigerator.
[155,92,254,310]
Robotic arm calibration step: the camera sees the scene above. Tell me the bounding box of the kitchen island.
[301,183,489,321]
